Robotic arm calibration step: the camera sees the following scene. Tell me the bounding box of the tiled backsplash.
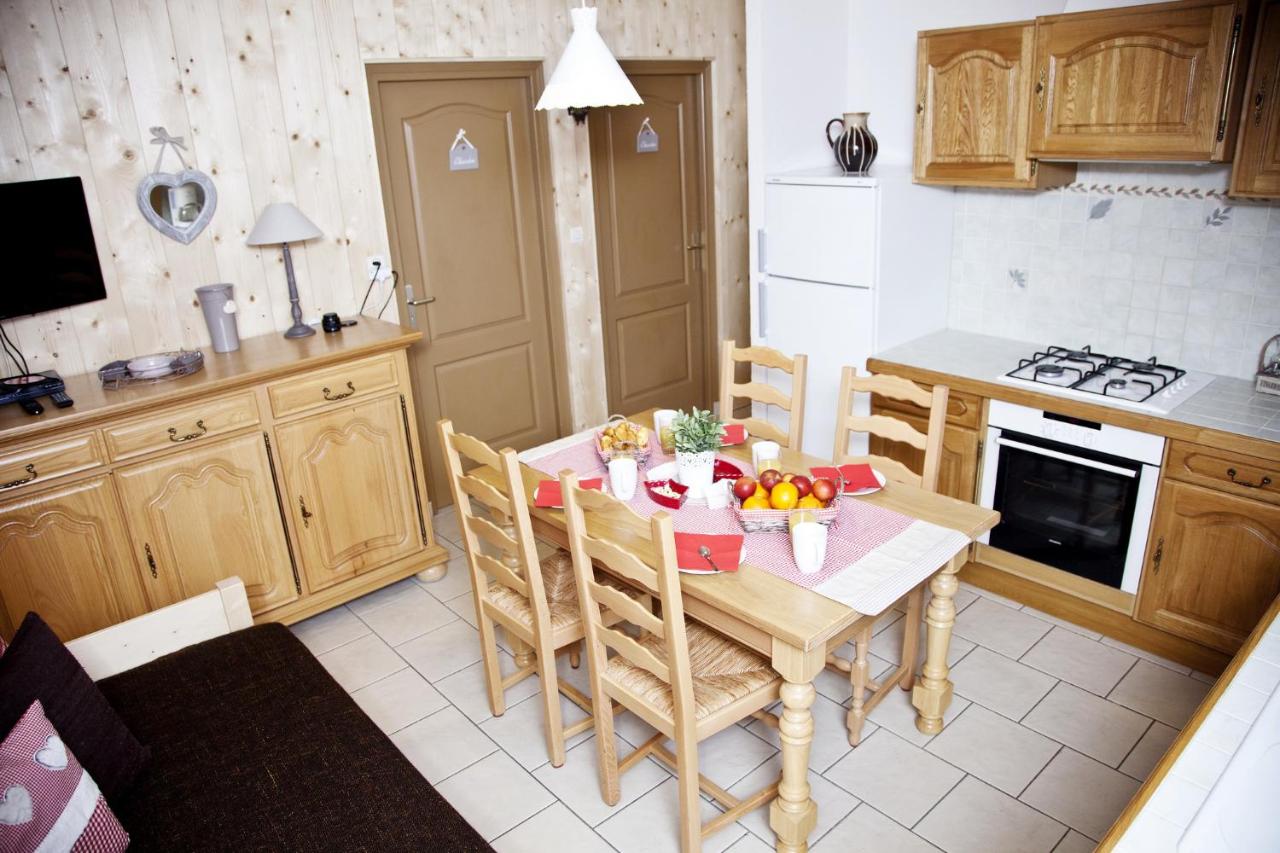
[947,164,1280,379]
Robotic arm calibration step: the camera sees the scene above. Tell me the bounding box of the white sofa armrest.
[66,577,253,681]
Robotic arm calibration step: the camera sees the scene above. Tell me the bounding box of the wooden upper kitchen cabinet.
[915,22,1075,188]
[1028,0,1253,161]
[1137,480,1280,653]
[1230,0,1280,196]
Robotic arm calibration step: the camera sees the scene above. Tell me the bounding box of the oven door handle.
[994,437,1138,478]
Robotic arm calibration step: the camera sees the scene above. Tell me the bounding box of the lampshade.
[245,202,322,246]
[535,5,642,112]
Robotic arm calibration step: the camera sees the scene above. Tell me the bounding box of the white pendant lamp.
[536,3,642,124]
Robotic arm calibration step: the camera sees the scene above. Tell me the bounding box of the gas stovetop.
[996,345,1215,414]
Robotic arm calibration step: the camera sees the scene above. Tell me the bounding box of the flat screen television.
[0,176,108,320]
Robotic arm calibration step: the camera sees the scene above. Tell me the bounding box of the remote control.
[49,390,73,408]
[19,398,43,416]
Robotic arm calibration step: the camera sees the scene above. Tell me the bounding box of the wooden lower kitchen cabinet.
[869,387,984,502]
[113,432,298,614]
[275,395,425,592]
[0,476,148,640]
[0,320,449,642]
[1137,481,1280,654]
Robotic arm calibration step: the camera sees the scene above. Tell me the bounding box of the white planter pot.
[676,450,716,497]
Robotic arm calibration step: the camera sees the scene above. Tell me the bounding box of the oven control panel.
[986,400,1165,466]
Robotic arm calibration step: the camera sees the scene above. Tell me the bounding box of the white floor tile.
[314,632,404,692]
[866,683,970,747]
[953,597,1052,659]
[1019,606,1104,641]
[731,755,858,846]
[419,553,475,601]
[1107,659,1210,728]
[823,729,964,827]
[289,605,369,655]
[1053,829,1097,853]
[1119,721,1177,781]
[480,689,592,770]
[532,734,670,827]
[926,704,1060,796]
[493,802,613,853]
[872,613,976,669]
[357,583,459,646]
[1020,749,1141,841]
[350,667,448,734]
[1098,636,1192,675]
[436,751,555,841]
[813,804,941,853]
[725,833,776,853]
[397,619,485,682]
[433,506,463,546]
[391,704,499,783]
[957,582,1024,610]
[949,647,1058,721]
[662,723,777,791]
[1020,627,1137,697]
[916,776,1066,853]
[816,652,896,704]
[746,692,865,773]
[445,589,480,627]
[1023,682,1151,767]
[434,652,542,723]
[346,577,421,618]
[596,776,745,853]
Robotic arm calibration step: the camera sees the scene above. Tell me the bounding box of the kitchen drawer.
[1166,440,1280,506]
[267,354,399,418]
[873,387,983,430]
[0,432,105,496]
[103,393,260,461]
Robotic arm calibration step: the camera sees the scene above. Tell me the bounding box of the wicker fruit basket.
[733,486,842,534]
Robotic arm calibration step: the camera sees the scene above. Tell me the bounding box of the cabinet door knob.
[167,419,207,443]
[322,382,356,401]
[299,496,313,528]
[0,464,37,490]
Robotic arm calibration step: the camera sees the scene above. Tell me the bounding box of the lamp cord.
[358,266,399,321]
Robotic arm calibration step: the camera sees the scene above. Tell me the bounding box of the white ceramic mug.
[608,456,638,501]
[789,513,827,575]
[704,478,731,510]
[653,409,678,454]
[752,440,782,474]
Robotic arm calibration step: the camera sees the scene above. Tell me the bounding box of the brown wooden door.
[370,65,565,505]
[590,70,709,416]
[1231,0,1280,197]
[1029,1,1249,161]
[915,22,1043,187]
[1136,480,1280,653]
[275,396,422,592]
[0,476,147,641]
[114,433,298,615]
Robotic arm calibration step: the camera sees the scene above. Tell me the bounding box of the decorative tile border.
[1054,182,1275,203]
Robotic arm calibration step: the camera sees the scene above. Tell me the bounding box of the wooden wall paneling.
[263,0,346,320]
[351,0,397,59]
[110,0,223,347]
[432,0,470,56]
[391,0,436,59]
[468,0,507,57]
[713,8,748,354]
[55,0,197,354]
[0,0,127,376]
[166,0,280,339]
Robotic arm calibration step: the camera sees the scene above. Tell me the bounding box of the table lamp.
[246,202,322,339]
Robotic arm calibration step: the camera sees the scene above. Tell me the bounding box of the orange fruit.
[769,481,799,510]
[797,494,823,509]
[742,495,771,511]
[753,483,768,499]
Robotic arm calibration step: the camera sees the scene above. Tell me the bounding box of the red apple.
[759,469,782,491]
[791,475,812,498]
[811,478,836,504]
[732,476,757,501]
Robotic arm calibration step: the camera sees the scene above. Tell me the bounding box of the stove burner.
[1037,364,1065,377]
[1062,349,1091,361]
[1107,378,1127,388]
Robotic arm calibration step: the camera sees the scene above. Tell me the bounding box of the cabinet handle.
[1151,536,1163,575]
[0,464,37,490]
[1216,14,1243,142]
[1255,79,1270,127]
[322,381,355,401]
[144,543,158,579]
[1034,69,1046,112]
[1227,467,1272,489]
[168,419,207,443]
[299,495,313,528]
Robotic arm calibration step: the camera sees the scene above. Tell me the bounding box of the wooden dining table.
[472,409,999,852]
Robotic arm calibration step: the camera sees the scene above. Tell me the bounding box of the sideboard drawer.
[103,393,261,461]
[1166,440,1280,505]
[267,354,399,418]
[0,433,105,496]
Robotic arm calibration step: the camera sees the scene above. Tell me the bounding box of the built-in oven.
[978,400,1164,593]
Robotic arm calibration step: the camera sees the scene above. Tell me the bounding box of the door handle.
[685,243,704,250]
[406,297,436,306]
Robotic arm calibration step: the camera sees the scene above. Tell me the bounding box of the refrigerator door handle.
[757,279,768,340]
[757,229,767,273]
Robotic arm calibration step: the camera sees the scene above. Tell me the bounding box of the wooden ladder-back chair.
[828,366,951,745]
[560,471,782,853]
[718,340,808,450]
[438,419,604,767]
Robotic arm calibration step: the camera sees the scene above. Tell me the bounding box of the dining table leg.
[769,644,823,852]
[912,553,963,734]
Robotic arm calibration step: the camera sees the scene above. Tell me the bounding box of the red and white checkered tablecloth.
[523,434,971,616]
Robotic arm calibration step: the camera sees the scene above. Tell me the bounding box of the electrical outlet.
[366,255,391,281]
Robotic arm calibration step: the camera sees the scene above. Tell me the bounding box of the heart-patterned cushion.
[0,701,128,852]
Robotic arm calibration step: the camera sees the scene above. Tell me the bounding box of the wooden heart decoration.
[137,168,217,245]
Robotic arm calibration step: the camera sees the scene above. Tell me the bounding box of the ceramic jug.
[825,111,878,175]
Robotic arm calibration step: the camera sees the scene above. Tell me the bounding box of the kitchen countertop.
[869,329,1280,452]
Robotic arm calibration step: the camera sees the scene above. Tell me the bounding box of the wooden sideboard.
[0,319,450,641]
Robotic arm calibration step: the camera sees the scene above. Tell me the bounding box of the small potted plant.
[672,407,724,496]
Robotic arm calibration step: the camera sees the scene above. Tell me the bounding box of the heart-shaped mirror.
[137,169,217,245]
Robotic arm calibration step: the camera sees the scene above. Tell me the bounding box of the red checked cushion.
[0,701,129,852]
